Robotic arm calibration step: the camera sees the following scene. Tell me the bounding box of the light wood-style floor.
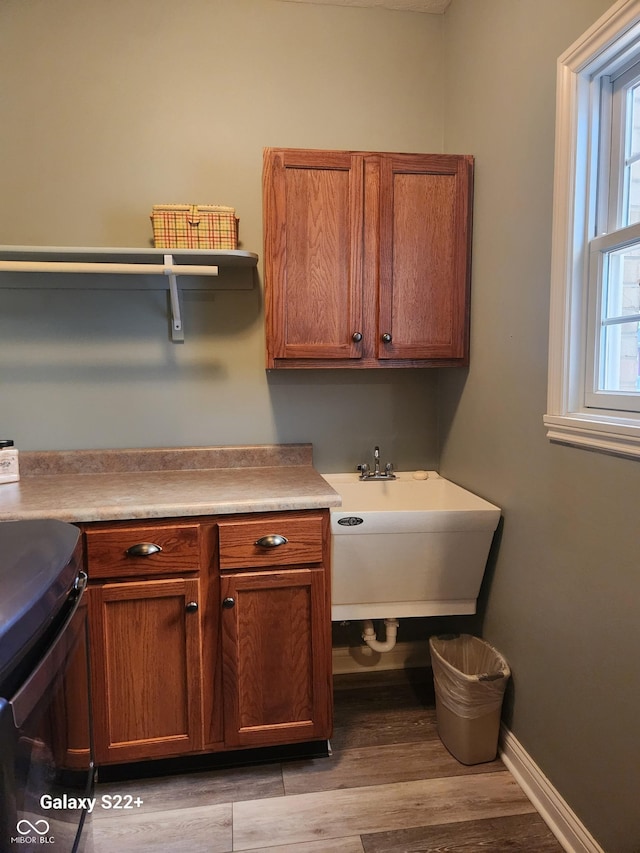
[89,669,563,852]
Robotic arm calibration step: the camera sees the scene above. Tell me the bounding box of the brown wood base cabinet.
[263,147,474,369]
[81,510,332,766]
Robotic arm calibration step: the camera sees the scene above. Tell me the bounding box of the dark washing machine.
[0,519,94,853]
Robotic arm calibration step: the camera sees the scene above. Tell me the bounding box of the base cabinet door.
[88,577,203,764]
[220,568,332,748]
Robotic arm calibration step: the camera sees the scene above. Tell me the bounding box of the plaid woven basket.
[151,204,239,250]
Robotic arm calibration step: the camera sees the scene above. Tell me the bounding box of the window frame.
[545,0,640,458]
[584,224,640,413]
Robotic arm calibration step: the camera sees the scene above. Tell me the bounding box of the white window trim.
[545,0,640,459]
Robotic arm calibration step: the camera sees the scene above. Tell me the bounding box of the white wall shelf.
[0,245,259,342]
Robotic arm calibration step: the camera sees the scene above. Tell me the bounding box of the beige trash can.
[429,634,510,765]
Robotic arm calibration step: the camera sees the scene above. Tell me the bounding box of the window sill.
[543,412,640,459]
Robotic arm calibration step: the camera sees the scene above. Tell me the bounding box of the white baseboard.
[332,640,430,674]
[499,725,605,853]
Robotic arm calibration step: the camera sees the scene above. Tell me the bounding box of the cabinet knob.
[352,332,363,342]
[381,333,392,343]
[222,597,236,609]
[126,542,163,557]
[255,534,288,548]
[185,601,198,613]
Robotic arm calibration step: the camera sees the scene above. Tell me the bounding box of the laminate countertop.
[0,444,341,523]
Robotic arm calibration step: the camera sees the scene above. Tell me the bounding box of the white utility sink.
[322,471,501,621]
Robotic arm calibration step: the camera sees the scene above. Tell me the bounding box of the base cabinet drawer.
[85,521,201,579]
[218,512,325,570]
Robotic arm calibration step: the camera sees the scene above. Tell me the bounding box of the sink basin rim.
[322,471,501,534]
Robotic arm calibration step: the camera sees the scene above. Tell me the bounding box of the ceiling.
[279,0,452,13]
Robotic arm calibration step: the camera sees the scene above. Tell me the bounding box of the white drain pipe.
[361,618,399,653]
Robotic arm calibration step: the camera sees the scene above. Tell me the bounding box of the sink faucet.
[357,446,396,480]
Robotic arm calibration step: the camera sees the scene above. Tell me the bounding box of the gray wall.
[441,2,640,851]
[0,0,443,472]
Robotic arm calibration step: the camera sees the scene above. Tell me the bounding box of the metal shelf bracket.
[164,255,184,342]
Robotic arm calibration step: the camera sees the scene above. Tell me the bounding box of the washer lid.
[0,519,81,687]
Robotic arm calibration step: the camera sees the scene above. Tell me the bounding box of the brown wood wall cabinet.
[263,147,474,369]
[81,511,332,766]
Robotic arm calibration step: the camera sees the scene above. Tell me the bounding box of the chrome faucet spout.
[357,446,396,480]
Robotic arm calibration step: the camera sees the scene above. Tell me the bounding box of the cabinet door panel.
[89,578,203,764]
[378,153,473,361]
[264,148,364,364]
[221,568,331,748]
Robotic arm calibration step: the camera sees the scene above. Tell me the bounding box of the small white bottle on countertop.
[0,440,19,484]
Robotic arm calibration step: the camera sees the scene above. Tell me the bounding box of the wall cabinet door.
[377,153,472,361]
[220,568,332,748]
[263,147,473,368]
[263,148,365,363]
[88,577,203,764]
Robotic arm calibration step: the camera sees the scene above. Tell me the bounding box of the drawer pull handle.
[185,601,198,613]
[222,597,235,609]
[255,534,288,548]
[126,542,163,558]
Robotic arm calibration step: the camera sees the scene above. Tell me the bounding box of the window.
[545,0,640,458]
[585,63,640,414]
